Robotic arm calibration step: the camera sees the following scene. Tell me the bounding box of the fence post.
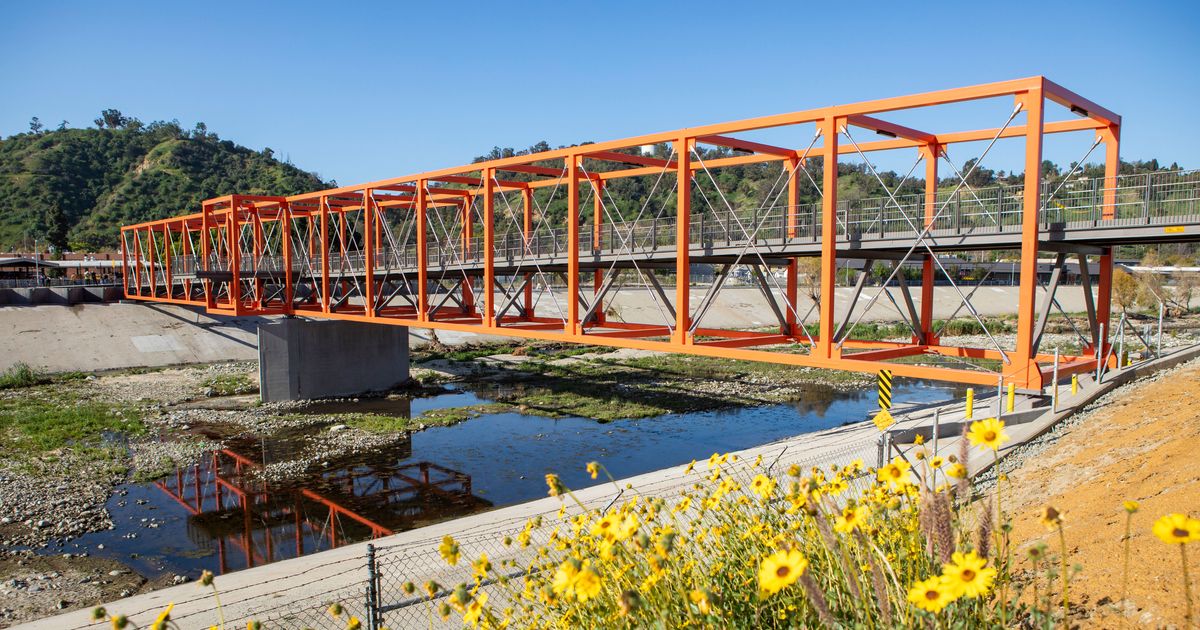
[1157,300,1165,358]
[365,543,380,630]
[932,408,941,457]
[1118,324,1125,370]
[1052,349,1060,413]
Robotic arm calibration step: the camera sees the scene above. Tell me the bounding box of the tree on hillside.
[959,158,995,187]
[43,203,69,253]
[29,117,42,134]
[94,109,130,129]
[56,120,68,131]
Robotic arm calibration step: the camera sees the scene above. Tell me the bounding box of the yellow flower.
[472,553,491,580]
[966,417,1009,451]
[914,433,925,445]
[345,617,362,630]
[945,463,967,479]
[1152,513,1200,544]
[877,457,914,489]
[834,504,869,534]
[462,591,487,627]
[586,461,600,480]
[1039,505,1064,531]
[616,513,639,541]
[684,459,696,474]
[941,551,996,598]
[1123,500,1140,514]
[573,565,602,602]
[907,576,955,613]
[545,473,565,498]
[552,559,579,597]
[750,474,776,500]
[673,497,692,514]
[149,603,174,630]
[438,535,461,565]
[688,589,713,615]
[929,455,944,469]
[757,549,808,595]
[707,452,728,469]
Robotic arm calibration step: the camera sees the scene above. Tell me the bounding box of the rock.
[108,570,124,576]
[171,574,189,585]
[56,600,70,610]
[329,424,349,432]
[35,519,52,528]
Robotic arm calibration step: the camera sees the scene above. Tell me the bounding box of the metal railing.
[143,169,1200,283]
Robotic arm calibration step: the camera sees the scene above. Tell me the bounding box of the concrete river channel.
[38,381,959,580]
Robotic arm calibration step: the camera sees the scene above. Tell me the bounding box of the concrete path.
[32,344,1200,630]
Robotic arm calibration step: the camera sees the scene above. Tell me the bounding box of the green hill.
[0,111,1184,255]
[0,114,329,251]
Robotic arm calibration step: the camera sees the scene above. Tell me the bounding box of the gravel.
[973,355,1200,491]
[0,455,120,552]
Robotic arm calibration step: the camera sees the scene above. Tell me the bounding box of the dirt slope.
[1005,361,1200,628]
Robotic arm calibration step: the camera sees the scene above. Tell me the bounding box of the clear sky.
[2,1,1198,186]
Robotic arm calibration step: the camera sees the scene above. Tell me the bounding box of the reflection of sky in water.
[46,379,955,580]
[414,380,955,506]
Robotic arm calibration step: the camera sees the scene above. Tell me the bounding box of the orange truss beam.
[121,76,1136,391]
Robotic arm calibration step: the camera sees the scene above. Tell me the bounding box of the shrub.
[0,363,42,389]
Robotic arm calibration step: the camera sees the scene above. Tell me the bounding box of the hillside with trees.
[0,112,1188,255]
[0,111,330,251]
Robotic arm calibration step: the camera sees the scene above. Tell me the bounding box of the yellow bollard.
[1006,382,1015,413]
[1071,375,1078,395]
[965,388,974,420]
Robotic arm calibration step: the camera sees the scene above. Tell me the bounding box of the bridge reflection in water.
[152,435,490,574]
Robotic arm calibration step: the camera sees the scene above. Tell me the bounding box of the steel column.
[817,117,840,358]
[1011,86,1045,388]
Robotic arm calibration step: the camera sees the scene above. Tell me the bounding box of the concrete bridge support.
[258,318,409,402]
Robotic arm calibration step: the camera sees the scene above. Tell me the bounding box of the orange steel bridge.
[120,77,1200,390]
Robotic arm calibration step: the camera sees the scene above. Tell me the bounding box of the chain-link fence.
[364,434,885,629]
[70,427,893,629]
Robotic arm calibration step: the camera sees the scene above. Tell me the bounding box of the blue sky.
[2,1,1197,186]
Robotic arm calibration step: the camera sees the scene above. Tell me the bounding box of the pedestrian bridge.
[120,76,1200,389]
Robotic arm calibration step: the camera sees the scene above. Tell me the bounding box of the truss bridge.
[121,77,1200,389]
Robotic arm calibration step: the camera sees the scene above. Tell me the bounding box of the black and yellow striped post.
[872,369,895,430]
[877,369,893,410]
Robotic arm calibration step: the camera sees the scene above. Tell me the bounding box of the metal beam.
[1032,252,1067,355]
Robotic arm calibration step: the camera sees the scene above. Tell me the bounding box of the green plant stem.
[995,451,1007,627]
[1183,544,1194,630]
[1058,525,1069,629]
[210,585,225,629]
[1122,512,1132,625]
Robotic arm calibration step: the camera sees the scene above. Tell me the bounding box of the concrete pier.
[258,318,410,402]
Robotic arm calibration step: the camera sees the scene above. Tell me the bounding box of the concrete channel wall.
[0,284,122,306]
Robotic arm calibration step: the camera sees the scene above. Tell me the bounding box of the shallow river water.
[44,380,958,580]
